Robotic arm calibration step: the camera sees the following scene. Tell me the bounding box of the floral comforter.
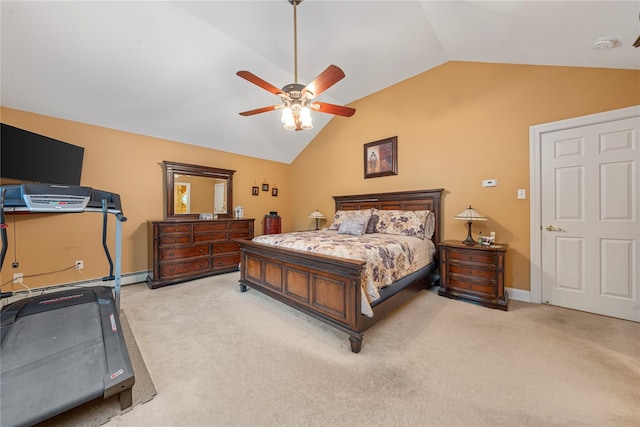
[252,230,436,317]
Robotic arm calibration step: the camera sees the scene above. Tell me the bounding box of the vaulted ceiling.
[2,1,638,163]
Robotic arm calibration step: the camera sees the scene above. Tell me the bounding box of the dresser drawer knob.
[468,270,473,275]
[199,249,204,253]
[218,260,223,265]
[218,246,223,250]
[169,252,174,257]
[169,268,175,273]
[200,263,204,267]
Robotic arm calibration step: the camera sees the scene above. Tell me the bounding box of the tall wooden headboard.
[333,188,444,247]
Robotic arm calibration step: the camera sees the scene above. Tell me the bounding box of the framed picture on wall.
[252,186,259,196]
[364,136,398,179]
[262,183,269,191]
[272,188,278,197]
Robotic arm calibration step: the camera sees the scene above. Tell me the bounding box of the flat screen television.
[1,124,84,185]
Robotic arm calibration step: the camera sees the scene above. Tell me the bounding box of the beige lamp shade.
[454,206,487,245]
[309,210,326,230]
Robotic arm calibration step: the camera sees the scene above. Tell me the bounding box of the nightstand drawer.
[447,249,495,265]
[448,277,496,296]
[449,264,496,280]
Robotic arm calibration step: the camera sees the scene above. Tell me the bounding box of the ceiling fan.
[236,0,356,131]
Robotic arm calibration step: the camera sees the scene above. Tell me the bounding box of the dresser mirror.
[164,161,235,220]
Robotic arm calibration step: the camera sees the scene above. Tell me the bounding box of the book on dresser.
[147,218,254,289]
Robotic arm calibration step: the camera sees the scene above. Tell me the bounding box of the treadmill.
[0,184,135,427]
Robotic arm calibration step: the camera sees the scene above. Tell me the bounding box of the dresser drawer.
[448,277,496,296]
[159,234,192,246]
[230,230,252,239]
[212,241,239,253]
[194,223,228,232]
[231,221,252,230]
[212,253,240,269]
[159,224,192,234]
[449,264,496,280]
[447,249,495,265]
[160,245,209,260]
[194,232,228,242]
[162,259,210,278]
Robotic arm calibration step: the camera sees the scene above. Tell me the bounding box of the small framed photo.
[364,136,398,179]
[272,187,278,197]
[262,183,269,191]
[252,186,259,196]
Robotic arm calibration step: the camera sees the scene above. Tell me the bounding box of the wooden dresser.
[147,219,254,289]
[438,240,508,310]
[263,215,281,234]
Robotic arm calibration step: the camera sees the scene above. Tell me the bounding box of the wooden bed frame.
[238,189,443,353]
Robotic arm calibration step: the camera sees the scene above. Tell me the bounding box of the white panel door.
[541,117,639,321]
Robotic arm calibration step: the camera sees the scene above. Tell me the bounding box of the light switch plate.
[517,189,526,199]
[482,179,497,187]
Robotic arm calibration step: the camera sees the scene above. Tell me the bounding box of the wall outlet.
[13,273,23,284]
[482,179,497,187]
[75,260,84,270]
[517,189,526,199]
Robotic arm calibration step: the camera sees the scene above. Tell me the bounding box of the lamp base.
[462,221,476,245]
[315,218,320,231]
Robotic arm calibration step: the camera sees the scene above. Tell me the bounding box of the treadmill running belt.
[0,287,134,427]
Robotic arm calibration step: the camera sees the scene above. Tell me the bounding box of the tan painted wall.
[2,62,638,294]
[0,107,290,290]
[289,62,640,292]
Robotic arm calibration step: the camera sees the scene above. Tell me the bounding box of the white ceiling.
[2,1,639,164]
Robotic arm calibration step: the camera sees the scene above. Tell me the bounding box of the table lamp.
[308,209,326,230]
[454,206,487,245]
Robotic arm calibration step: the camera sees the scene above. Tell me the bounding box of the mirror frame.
[163,160,235,220]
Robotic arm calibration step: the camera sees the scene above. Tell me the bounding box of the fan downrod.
[288,0,302,5]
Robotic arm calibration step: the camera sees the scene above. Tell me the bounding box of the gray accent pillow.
[337,218,368,236]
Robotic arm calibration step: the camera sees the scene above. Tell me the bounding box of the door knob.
[545,225,563,232]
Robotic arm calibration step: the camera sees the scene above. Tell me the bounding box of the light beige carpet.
[37,311,157,427]
[107,273,639,427]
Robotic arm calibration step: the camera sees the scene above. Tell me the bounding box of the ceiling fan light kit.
[592,37,621,50]
[237,0,355,131]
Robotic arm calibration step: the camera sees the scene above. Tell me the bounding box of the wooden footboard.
[238,240,367,351]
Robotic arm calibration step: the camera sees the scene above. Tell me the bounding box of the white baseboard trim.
[4,271,149,300]
[507,287,531,303]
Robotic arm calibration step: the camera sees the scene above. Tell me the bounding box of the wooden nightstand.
[438,240,508,310]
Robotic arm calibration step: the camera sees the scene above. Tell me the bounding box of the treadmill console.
[22,184,92,212]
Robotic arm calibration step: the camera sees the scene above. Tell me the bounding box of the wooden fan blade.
[239,105,280,116]
[310,102,356,117]
[237,71,284,95]
[302,65,345,98]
